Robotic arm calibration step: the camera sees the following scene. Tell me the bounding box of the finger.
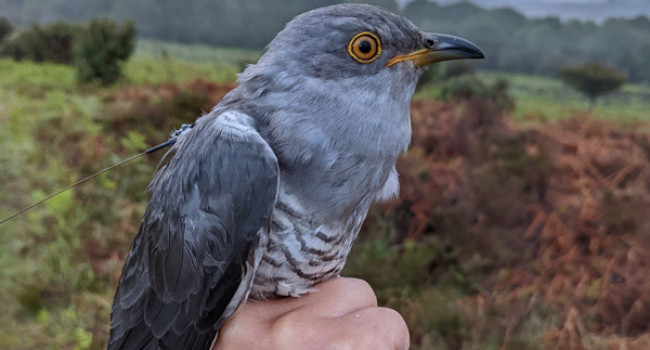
[238,277,378,320]
[214,307,271,350]
[328,307,411,350]
[302,277,379,318]
[271,306,411,350]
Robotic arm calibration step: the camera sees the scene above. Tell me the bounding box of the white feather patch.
[374,168,400,202]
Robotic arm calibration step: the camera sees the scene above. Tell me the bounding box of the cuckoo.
[108,4,484,349]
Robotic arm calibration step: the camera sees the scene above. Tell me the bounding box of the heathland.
[0,39,649,349]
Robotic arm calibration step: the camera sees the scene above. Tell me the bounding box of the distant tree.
[76,19,135,85]
[558,62,627,108]
[629,16,650,32]
[0,21,80,63]
[0,17,12,44]
[439,1,482,19]
[635,44,650,82]
[345,0,398,12]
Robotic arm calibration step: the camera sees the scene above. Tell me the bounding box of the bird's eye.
[347,32,381,64]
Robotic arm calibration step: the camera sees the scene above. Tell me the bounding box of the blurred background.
[0,0,649,349]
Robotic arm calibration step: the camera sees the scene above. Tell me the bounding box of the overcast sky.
[397,0,650,22]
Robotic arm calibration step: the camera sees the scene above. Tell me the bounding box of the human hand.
[214,277,410,350]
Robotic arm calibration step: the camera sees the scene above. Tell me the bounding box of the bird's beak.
[386,33,485,67]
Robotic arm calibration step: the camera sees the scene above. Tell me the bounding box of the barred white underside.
[250,186,368,299]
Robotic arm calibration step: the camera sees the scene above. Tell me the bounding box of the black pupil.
[358,40,372,54]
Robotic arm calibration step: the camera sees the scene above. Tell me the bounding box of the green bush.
[0,22,80,64]
[416,64,442,92]
[0,17,12,44]
[438,75,515,112]
[442,61,475,80]
[75,20,135,85]
[558,61,627,107]
[416,62,475,92]
[0,19,135,86]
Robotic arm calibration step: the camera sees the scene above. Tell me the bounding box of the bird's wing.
[108,111,279,350]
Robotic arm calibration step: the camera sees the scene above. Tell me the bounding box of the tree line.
[402,0,650,83]
[1,0,649,82]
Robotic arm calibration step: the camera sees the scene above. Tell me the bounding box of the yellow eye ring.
[347,32,381,64]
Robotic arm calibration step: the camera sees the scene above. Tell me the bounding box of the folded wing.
[108,111,279,350]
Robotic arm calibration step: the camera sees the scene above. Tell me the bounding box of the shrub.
[438,75,515,112]
[415,64,442,91]
[558,61,627,107]
[75,20,135,85]
[0,19,135,86]
[0,22,80,64]
[442,61,475,80]
[415,62,476,92]
[0,17,12,44]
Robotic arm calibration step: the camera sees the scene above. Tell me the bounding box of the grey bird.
[108,4,484,350]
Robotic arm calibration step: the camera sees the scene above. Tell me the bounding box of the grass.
[126,40,261,84]
[135,39,261,64]
[125,56,240,84]
[479,70,650,122]
[0,56,111,349]
[0,40,254,91]
[0,59,76,92]
[415,69,650,123]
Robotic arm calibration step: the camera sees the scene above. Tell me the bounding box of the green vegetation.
[1,19,136,85]
[1,39,649,350]
[487,71,650,122]
[437,75,514,112]
[0,17,12,44]
[0,59,76,91]
[0,59,106,349]
[76,20,135,85]
[0,21,80,64]
[417,69,650,122]
[134,40,260,65]
[126,40,260,84]
[0,46,249,347]
[558,62,627,107]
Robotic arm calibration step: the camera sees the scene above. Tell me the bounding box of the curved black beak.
[426,33,485,63]
[387,33,485,67]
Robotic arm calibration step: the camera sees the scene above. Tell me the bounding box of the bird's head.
[232,4,484,160]
[254,4,484,86]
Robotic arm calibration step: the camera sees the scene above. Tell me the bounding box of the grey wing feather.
[108,112,279,350]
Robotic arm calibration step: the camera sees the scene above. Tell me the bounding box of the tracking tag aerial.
[0,123,194,226]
